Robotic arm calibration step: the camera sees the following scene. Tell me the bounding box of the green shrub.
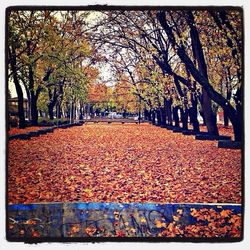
[38,117,70,126]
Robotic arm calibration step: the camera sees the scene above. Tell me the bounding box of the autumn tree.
[8,10,100,125]
[8,8,242,141]
[88,11,199,129]
[8,11,59,126]
[112,77,138,115]
[89,9,242,141]
[157,9,242,141]
[7,11,59,125]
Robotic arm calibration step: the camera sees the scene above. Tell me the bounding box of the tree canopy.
[7,8,243,141]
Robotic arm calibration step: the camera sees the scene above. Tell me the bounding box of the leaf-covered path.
[8,124,242,204]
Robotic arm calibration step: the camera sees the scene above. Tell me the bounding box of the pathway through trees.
[8,124,241,205]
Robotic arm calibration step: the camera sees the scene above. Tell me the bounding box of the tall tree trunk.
[189,87,200,132]
[28,66,40,125]
[166,98,173,125]
[57,81,64,120]
[71,102,75,121]
[48,103,54,120]
[67,103,70,119]
[58,104,62,119]
[223,86,231,127]
[148,109,152,122]
[160,107,166,127]
[180,108,188,130]
[30,92,38,126]
[22,81,31,121]
[13,83,26,128]
[27,40,42,126]
[202,90,218,135]
[223,111,229,127]
[144,109,150,121]
[190,100,200,132]
[151,109,156,125]
[161,99,167,127]
[143,109,147,120]
[9,47,26,128]
[88,105,93,118]
[231,87,242,141]
[138,106,141,124]
[79,106,83,120]
[231,116,241,142]
[47,87,57,120]
[173,75,186,129]
[187,11,219,135]
[156,108,162,126]
[173,106,180,127]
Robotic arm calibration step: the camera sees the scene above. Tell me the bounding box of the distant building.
[8,97,29,119]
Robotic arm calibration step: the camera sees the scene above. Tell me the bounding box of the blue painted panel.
[7,202,242,239]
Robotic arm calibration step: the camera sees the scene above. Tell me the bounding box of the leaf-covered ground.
[8,123,242,204]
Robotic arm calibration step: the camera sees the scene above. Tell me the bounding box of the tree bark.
[156,108,162,126]
[190,90,200,132]
[27,41,40,126]
[232,86,242,141]
[30,92,38,126]
[58,104,62,119]
[166,98,173,125]
[9,47,26,128]
[48,87,57,120]
[173,106,180,127]
[201,90,218,135]
[157,11,241,140]
[22,80,31,121]
[223,85,232,127]
[223,111,229,127]
[144,109,151,121]
[186,11,218,135]
[151,109,156,125]
[148,109,152,122]
[180,108,188,130]
[48,104,54,120]
[160,106,167,126]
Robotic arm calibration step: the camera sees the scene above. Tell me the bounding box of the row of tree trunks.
[47,100,64,120]
[147,94,200,132]
[11,40,55,126]
[147,97,239,139]
[144,109,151,121]
[157,11,222,137]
